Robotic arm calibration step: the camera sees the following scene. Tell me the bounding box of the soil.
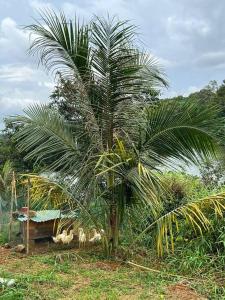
[0,246,11,264]
[166,283,208,300]
[0,246,27,266]
[81,261,121,271]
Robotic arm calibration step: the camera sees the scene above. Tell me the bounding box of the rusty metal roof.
[17,210,78,223]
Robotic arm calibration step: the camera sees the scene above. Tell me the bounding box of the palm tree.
[12,11,225,254]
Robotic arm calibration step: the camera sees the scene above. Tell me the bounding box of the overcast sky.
[0,0,225,128]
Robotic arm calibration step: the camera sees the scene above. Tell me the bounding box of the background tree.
[0,120,33,173]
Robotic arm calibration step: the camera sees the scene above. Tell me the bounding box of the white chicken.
[13,244,25,253]
[61,230,74,245]
[0,278,16,287]
[52,230,67,243]
[78,228,86,248]
[89,229,102,243]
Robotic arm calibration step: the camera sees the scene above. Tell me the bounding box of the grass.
[0,248,224,300]
[0,254,163,299]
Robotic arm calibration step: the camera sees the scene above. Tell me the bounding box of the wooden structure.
[17,208,78,244]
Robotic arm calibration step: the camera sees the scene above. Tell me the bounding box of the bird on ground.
[89,229,102,243]
[52,236,60,243]
[0,278,16,287]
[13,244,25,253]
[78,228,86,248]
[62,230,74,245]
[52,230,67,243]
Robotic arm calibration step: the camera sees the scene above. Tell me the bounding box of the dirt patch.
[214,273,225,286]
[0,247,13,264]
[72,277,91,291]
[81,261,121,271]
[119,293,142,300]
[94,261,121,271]
[0,246,28,266]
[166,283,207,300]
[60,276,91,300]
[118,286,144,300]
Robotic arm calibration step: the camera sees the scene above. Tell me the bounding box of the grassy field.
[0,246,224,300]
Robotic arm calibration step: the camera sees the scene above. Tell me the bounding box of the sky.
[0,0,225,128]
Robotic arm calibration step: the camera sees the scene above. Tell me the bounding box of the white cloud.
[0,65,35,82]
[29,0,55,11]
[167,16,210,40]
[195,51,225,69]
[184,85,202,96]
[0,96,38,111]
[38,81,54,88]
[29,0,131,19]
[62,2,90,20]
[0,17,29,64]
[0,15,55,127]
[0,17,27,41]
[162,84,203,98]
[156,56,175,68]
[161,89,178,98]
[0,85,49,121]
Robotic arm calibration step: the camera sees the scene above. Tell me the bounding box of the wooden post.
[12,171,17,210]
[26,178,30,255]
[8,176,14,242]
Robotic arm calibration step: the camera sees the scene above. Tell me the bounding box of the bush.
[161,172,205,212]
[0,231,8,244]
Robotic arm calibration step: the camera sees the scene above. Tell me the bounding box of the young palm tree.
[12,11,225,254]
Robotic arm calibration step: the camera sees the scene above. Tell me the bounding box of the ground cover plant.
[0,247,224,300]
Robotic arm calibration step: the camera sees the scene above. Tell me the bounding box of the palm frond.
[136,52,168,90]
[27,10,91,79]
[140,100,221,166]
[131,192,225,256]
[0,176,5,194]
[12,105,81,174]
[0,160,13,211]
[21,174,73,209]
[2,160,13,185]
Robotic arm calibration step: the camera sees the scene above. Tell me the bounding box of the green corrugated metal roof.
[17,210,78,223]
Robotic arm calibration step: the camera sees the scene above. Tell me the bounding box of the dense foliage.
[0,121,33,173]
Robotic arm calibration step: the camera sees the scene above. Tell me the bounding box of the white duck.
[61,230,74,245]
[0,278,16,287]
[78,228,86,248]
[52,230,67,243]
[89,229,102,243]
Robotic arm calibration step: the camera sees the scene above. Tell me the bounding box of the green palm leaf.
[27,10,90,79]
[131,192,225,256]
[140,100,220,166]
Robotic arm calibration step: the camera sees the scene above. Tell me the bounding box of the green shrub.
[0,231,8,244]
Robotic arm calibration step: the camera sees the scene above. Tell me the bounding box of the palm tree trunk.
[0,205,2,232]
[109,201,119,253]
[107,116,119,254]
